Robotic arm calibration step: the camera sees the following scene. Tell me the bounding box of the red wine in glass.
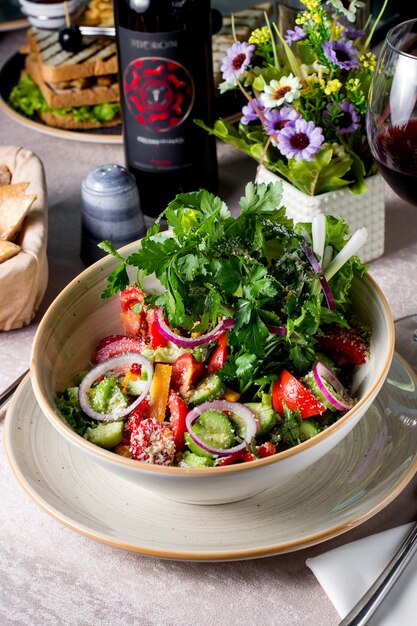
[373,120,417,206]
[367,18,417,369]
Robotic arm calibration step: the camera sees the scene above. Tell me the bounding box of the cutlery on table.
[0,369,29,412]
[339,520,417,625]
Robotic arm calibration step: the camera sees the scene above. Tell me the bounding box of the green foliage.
[100,182,366,398]
[200,0,383,195]
[8,75,120,123]
[56,388,96,436]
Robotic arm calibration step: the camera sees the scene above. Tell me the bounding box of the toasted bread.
[0,165,12,187]
[0,240,21,264]
[28,27,117,83]
[25,54,119,109]
[0,183,37,241]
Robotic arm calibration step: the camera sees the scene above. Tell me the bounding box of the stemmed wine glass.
[366,18,417,371]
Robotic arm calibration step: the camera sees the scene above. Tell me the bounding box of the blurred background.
[1,0,413,39]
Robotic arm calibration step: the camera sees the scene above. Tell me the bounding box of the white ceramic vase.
[256,164,385,263]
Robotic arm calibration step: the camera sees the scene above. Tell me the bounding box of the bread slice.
[25,54,119,109]
[0,183,37,241]
[0,240,21,264]
[39,110,121,130]
[28,27,117,83]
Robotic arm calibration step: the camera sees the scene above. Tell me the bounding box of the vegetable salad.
[57,182,370,467]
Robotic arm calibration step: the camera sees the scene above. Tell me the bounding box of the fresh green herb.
[56,387,96,436]
[100,181,366,399]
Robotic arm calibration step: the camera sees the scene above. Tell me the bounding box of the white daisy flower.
[326,0,364,23]
[261,74,302,108]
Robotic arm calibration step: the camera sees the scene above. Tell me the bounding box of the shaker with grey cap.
[81,163,146,265]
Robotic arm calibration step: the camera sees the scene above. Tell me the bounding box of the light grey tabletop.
[1,26,417,626]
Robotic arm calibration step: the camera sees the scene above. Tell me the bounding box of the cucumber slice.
[184,432,214,458]
[179,451,215,467]
[192,409,235,450]
[303,371,341,412]
[187,373,224,406]
[65,386,80,405]
[90,377,127,414]
[245,402,277,437]
[127,378,148,396]
[299,419,320,441]
[84,421,124,449]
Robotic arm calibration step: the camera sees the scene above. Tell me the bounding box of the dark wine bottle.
[113,0,219,218]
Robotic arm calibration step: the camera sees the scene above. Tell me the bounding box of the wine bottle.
[113,0,219,218]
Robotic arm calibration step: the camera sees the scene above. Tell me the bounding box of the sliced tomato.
[314,325,368,365]
[272,369,326,418]
[258,441,277,458]
[216,449,245,466]
[242,450,256,462]
[207,332,228,373]
[171,353,204,394]
[120,287,147,337]
[168,391,188,451]
[146,309,168,350]
[120,286,145,312]
[127,398,149,432]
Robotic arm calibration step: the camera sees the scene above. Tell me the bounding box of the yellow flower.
[248,26,270,45]
[303,0,320,10]
[346,78,361,92]
[296,11,311,24]
[324,79,342,95]
[360,52,376,71]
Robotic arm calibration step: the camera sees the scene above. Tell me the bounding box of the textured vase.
[256,165,385,263]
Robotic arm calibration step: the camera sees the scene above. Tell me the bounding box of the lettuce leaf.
[8,74,120,124]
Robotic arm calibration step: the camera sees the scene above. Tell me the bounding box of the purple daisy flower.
[278,118,324,161]
[263,106,300,136]
[241,98,265,124]
[322,38,360,70]
[221,41,255,84]
[343,25,365,40]
[325,101,361,134]
[284,26,307,44]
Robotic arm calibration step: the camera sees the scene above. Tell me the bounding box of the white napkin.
[306,523,417,625]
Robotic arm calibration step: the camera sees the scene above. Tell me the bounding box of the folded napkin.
[306,523,417,625]
[0,146,48,330]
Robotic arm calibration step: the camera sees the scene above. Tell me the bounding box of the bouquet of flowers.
[198,0,387,196]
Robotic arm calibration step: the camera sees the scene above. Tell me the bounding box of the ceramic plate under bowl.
[5,353,417,561]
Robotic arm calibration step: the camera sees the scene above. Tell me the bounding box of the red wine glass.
[366,18,417,370]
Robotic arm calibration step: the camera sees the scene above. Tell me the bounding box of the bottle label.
[118,27,195,172]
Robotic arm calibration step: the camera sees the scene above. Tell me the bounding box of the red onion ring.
[301,241,336,310]
[155,309,235,348]
[313,362,351,412]
[78,353,153,421]
[267,325,299,338]
[185,400,258,457]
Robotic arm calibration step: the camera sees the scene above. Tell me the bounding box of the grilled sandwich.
[10,27,120,130]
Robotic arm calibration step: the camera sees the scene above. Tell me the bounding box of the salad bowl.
[30,237,394,505]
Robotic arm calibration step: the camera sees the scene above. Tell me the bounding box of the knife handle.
[339,521,417,626]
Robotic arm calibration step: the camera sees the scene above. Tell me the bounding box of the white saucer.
[5,353,417,561]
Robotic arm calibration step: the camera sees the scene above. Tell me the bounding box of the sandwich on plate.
[9,26,120,130]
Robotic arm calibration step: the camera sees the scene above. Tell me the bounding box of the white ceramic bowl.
[18,0,78,29]
[30,241,395,505]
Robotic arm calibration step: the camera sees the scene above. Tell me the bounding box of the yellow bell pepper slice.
[223,387,241,402]
[148,363,172,422]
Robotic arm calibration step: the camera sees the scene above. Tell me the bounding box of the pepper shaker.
[81,163,146,265]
